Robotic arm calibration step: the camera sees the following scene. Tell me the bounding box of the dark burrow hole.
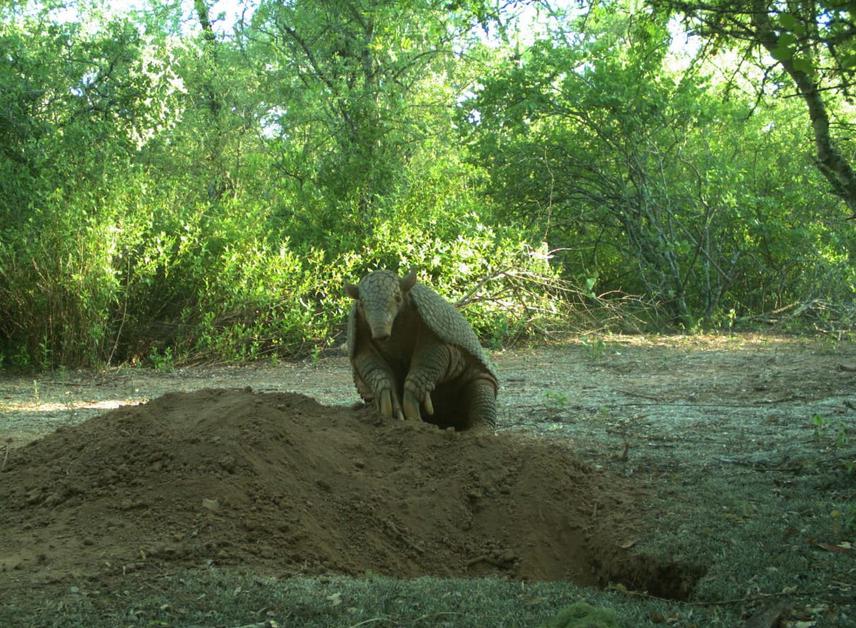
[591,555,708,601]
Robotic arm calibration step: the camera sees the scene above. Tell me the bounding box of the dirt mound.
[0,389,697,597]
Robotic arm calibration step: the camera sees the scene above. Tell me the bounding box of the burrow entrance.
[0,389,705,599]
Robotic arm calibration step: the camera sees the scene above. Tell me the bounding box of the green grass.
[0,572,739,628]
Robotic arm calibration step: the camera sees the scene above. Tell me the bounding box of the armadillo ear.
[400,269,417,292]
[344,282,360,299]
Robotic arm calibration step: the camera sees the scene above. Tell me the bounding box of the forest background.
[1,0,853,370]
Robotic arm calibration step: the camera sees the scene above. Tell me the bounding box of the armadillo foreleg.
[353,349,404,420]
[403,333,466,421]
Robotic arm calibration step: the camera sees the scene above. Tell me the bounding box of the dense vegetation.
[1,0,853,369]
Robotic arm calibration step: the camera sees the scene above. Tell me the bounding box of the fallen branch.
[738,299,855,336]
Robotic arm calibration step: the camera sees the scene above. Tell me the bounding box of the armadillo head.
[345,269,417,341]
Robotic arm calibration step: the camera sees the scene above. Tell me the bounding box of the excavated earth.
[0,388,695,598]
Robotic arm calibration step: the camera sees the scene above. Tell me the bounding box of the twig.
[455,267,512,308]
[610,585,848,608]
[43,380,83,387]
[412,611,465,623]
[615,389,663,401]
[1,445,8,471]
[107,256,132,367]
[383,519,424,554]
[688,588,821,607]
[716,456,768,467]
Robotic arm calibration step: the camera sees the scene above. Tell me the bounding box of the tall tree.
[658,0,856,218]
[461,3,850,324]
[249,0,475,226]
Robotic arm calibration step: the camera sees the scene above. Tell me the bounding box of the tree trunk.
[750,0,856,218]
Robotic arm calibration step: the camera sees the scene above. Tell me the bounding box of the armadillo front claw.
[378,388,404,420]
[379,389,392,417]
[422,391,434,416]
[402,388,422,421]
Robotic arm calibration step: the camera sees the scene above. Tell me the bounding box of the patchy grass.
[1,572,739,627]
[1,334,854,626]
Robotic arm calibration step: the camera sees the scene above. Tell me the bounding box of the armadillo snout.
[366,312,394,341]
[370,324,392,341]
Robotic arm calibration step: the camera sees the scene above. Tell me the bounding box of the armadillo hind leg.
[463,377,497,430]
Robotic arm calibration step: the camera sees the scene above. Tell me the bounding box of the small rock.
[218,455,236,473]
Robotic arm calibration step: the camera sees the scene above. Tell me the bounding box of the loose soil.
[0,387,691,597]
[1,334,854,626]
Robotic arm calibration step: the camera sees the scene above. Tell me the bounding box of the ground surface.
[1,334,855,627]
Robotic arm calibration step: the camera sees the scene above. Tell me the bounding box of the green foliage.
[148,346,174,373]
[810,413,850,449]
[541,601,619,628]
[580,336,607,361]
[0,0,853,369]
[543,390,570,409]
[461,4,855,327]
[661,0,856,217]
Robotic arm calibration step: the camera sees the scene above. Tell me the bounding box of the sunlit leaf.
[777,32,798,49]
[790,56,813,73]
[777,14,801,33]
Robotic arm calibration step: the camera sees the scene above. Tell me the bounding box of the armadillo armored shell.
[347,280,498,402]
[408,283,498,382]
